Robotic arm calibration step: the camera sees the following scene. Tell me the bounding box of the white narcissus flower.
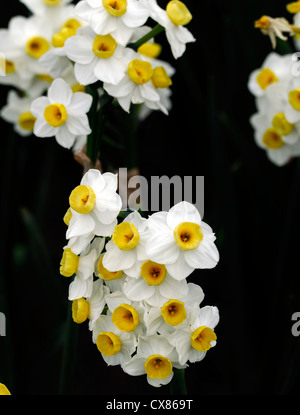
[145,201,219,281]
[254,15,293,49]
[91,314,137,367]
[122,333,186,387]
[74,0,150,46]
[30,77,92,149]
[147,0,195,59]
[102,210,148,278]
[247,52,293,98]
[250,110,300,166]
[64,26,127,86]
[122,260,189,307]
[20,0,73,17]
[0,90,37,136]
[168,305,219,366]
[66,169,122,249]
[103,48,161,113]
[144,282,204,335]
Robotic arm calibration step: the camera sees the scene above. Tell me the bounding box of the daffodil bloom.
[86,279,110,324]
[0,90,37,136]
[103,48,162,113]
[122,333,185,387]
[102,210,148,278]
[20,0,73,16]
[91,314,137,366]
[247,52,293,97]
[105,291,146,335]
[66,170,122,250]
[250,110,300,166]
[168,305,219,366]
[145,201,219,281]
[64,26,127,85]
[30,77,92,148]
[144,282,204,335]
[74,0,150,46]
[123,260,189,307]
[147,0,195,59]
[254,15,293,49]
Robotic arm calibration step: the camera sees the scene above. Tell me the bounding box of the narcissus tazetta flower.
[75,0,150,46]
[145,201,219,281]
[30,77,92,148]
[122,333,185,387]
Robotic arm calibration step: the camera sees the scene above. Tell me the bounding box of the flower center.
[161,299,186,326]
[256,68,278,90]
[289,88,300,111]
[72,298,90,324]
[92,34,117,58]
[174,222,203,251]
[59,248,79,277]
[144,354,173,379]
[191,326,217,352]
[262,128,285,150]
[102,0,127,16]
[254,15,270,30]
[97,255,123,280]
[25,36,50,59]
[5,59,15,74]
[127,59,153,85]
[44,103,68,127]
[272,113,294,136]
[138,42,162,59]
[112,303,139,331]
[43,0,62,6]
[18,111,36,131]
[52,19,82,48]
[152,66,172,88]
[69,185,96,214]
[97,332,122,356]
[112,222,140,251]
[141,260,167,286]
[166,0,192,26]
[63,207,72,226]
[287,1,300,13]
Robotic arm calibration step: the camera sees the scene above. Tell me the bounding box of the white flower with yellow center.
[168,305,219,366]
[122,333,185,387]
[0,15,54,83]
[147,0,195,59]
[0,90,37,136]
[74,0,150,46]
[66,169,122,245]
[20,0,73,16]
[283,75,300,125]
[145,201,219,281]
[105,291,146,336]
[39,8,85,78]
[123,260,189,307]
[96,253,127,293]
[64,26,127,85]
[102,210,148,278]
[144,282,204,335]
[250,110,300,166]
[103,48,161,113]
[30,77,92,149]
[248,52,292,98]
[92,314,137,366]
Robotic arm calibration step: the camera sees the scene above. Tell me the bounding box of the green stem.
[134,24,165,49]
[169,369,187,395]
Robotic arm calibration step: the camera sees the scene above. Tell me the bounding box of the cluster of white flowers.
[248,3,300,166]
[0,0,195,150]
[60,168,220,387]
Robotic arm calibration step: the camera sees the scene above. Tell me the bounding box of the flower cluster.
[60,168,220,387]
[248,3,300,166]
[0,0,195,150]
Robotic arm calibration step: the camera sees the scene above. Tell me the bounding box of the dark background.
[1,0,300,396]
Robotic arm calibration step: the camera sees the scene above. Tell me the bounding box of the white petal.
[68,92,93,115]
[66,114,91,136]
[33,117,56,138]
[146,233,180,265]
[64,34,94,65]
[67,211,95,239]
[30,96,50,117]
[165,252,194,280]
[81,169,105,193]
[122,355,146,376]
[74,61,98,86]
[55,124,76,149]
[184,238,219,269]
[123,277,154,301]
[48,78,73,106]
[159,275,189,299]
[94,57,126,85]
[167,201,201,229]
[147,372,173,387]
[102,241,136,272]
